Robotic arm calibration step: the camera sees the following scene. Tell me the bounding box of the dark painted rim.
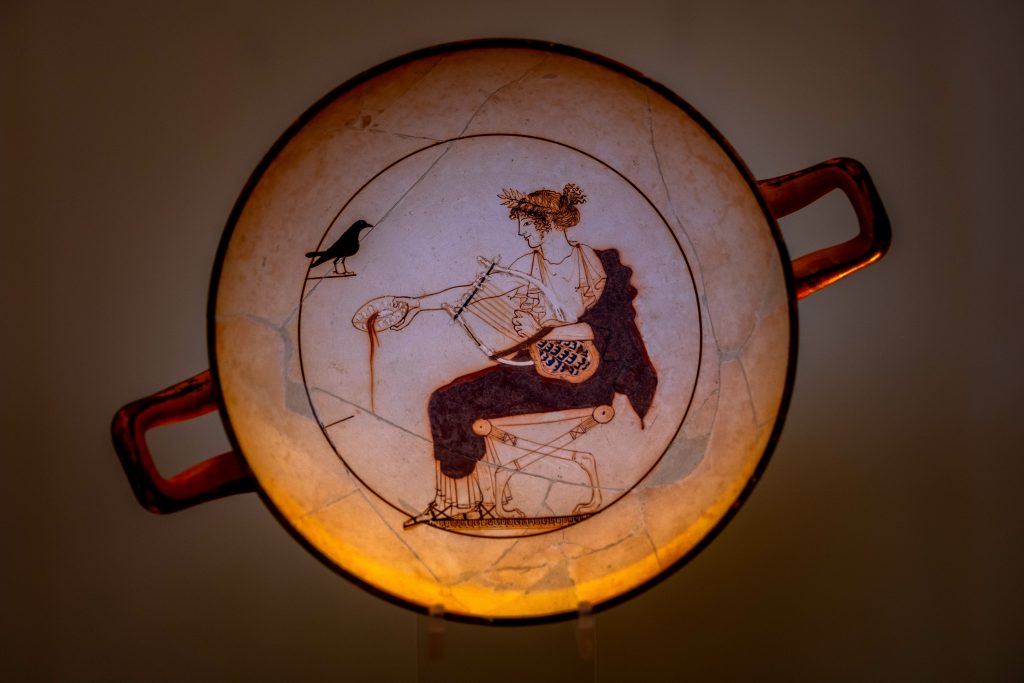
[205,38,799,626]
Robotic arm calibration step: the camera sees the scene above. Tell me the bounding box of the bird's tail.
[305,251,323,258]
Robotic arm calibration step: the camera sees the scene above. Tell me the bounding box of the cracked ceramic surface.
[214,45,790,620]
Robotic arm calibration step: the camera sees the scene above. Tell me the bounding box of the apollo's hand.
[512,310,542,338]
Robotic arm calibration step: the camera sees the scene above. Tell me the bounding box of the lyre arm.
[443,301,542,366]
[443,302,497,357]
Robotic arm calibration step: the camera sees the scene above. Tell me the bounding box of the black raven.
[305,219,373,275]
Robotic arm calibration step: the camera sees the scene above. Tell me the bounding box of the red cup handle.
[757,157,891,299]
[111,370,255,514]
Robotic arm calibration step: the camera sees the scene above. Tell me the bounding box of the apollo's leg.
[474,419,527,517]
[476,438,500,518]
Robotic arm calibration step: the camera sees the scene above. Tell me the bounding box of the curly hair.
[498,183,587,232]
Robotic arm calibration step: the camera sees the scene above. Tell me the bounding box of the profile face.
[517,215,546,249]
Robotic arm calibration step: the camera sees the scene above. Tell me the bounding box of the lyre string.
[462,280,529,343]
[467,287,512,328]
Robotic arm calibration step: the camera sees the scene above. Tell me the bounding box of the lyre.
[442,256,568,366]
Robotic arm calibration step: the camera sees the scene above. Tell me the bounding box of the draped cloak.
[427,248,658,478]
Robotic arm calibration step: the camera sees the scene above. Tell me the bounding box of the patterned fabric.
[529,339,600,383]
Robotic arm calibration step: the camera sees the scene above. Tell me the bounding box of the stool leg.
[571,451,602,515]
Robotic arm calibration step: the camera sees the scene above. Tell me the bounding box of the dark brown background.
[3,1,1022,680]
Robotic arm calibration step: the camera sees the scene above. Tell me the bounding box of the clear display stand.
[417,604,596,682]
